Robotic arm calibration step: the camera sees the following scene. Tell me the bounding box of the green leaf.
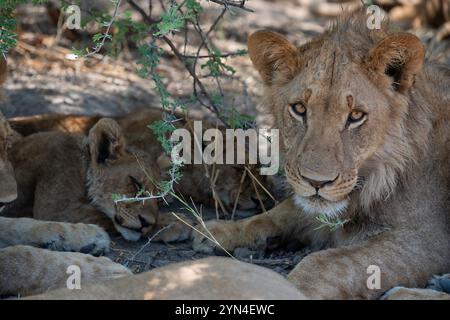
[154,6,185,37]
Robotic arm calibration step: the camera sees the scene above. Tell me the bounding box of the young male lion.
[0,57,131,297]
[193,11,450,299]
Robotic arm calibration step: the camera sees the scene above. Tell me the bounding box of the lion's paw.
[151,222,192,243]
[191,220,239,255]
[27,220,110,256]
[381,286,450,300]
[76,254,132,282]
[148,213,193,243]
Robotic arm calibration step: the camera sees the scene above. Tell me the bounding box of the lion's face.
[278,57,394,216]
[86,118,160,241]
[248,26,425,217]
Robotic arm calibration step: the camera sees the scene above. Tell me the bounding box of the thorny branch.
[126,0,250,126]
[85,0,123,57]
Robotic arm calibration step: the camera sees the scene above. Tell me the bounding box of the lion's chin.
[294,195,348,218]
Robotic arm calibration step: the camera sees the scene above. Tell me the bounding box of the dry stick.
[169,208,235,259]
[241,257,293,267]
[211,164,220,220]
[202,146,228,217]
[209,120,230,217]
[158,0,167,11]
[211,165,228,219]
[191,8,227,99]
[85,0,122,58]
[183,52,244,59]
[54,5,65,46]
[148,0,153,18]
[209,0,254,12]
[187,119,229,216]
[192,7,227,79]
[249,170,266,213]
[124,223,174,268]
[127,0,231,127]
[244,166,277,204]
[231,169,247,220]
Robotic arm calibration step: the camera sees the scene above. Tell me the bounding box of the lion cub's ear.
[367,32,425,93]
[88,118,126,164]
[248,30,301,85]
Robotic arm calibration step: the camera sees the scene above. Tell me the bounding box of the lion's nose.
[301,175,338,190]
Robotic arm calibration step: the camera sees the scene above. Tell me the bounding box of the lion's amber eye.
[290,102,307,118]
[348,110,366,123]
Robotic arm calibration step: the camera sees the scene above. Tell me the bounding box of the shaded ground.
[107,202,312,276]
[1,0,449,278]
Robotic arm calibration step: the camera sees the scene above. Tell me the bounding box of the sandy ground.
[1,0,448,277]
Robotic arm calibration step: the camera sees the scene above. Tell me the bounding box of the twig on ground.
[125,223,174,267]
[244,166,277,204]
[231,169,246,219]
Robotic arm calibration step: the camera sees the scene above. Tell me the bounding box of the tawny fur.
[27,257,306,300]
[0,57,131,297]
[10,108,271,212]
[2,118,191,243]
[193,11,450,299]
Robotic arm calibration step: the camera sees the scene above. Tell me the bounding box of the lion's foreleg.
[0,216,110,255]
[193,198,299,253]
[287,230,450,299]
[0,245,131,297]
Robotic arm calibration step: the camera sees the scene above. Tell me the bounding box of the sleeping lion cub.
[0,57,131,297]
[10,108,272,213]
[2,116,190,243]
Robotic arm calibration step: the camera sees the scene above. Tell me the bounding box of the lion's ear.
[88,118,126,164]
[248,30,301,85]
[367,32,425,93]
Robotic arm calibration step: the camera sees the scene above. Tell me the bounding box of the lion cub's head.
[248,14,425,217]
[0,58,20,212]
[86,118,160,241]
